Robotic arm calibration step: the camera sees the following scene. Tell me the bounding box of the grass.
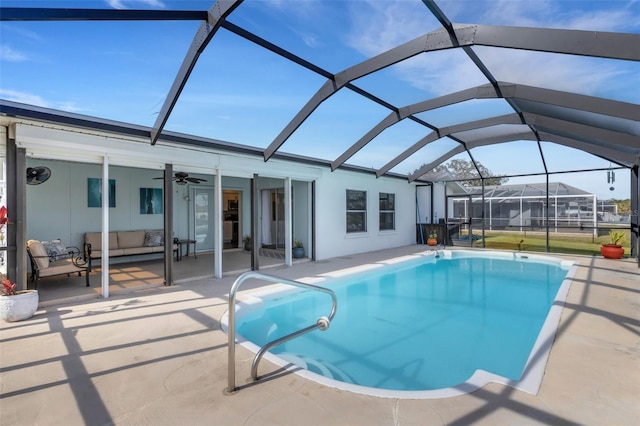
[468,230,632,257]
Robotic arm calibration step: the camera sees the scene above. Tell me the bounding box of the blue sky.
[1,0,638,199]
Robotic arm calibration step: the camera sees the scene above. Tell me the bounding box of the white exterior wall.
[11,118,421,262]
[432,182,447,223]
[314,169,418,260]
[416,185,431,224]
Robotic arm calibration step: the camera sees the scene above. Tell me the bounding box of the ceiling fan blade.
[186,177,207,183]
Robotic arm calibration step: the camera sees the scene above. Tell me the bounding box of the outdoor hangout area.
[0,1,638,425]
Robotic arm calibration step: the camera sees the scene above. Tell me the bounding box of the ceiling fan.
[26,166,52,185]
[154,171,207,185]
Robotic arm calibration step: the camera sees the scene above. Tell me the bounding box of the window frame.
[379,192,395,231]
[346,189,367,233]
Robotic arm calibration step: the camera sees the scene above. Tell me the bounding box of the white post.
[101,156,109,299]
[214,169,223,278]
[284,177,292,266]
[519,196,523,232]
[489,198,492,230]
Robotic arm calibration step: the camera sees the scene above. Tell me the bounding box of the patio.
[1,246,638,425]
[31,249,291,308]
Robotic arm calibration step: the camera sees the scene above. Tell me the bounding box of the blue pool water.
[234,251,574,396]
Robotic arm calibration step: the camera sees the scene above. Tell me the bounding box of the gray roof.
[466,182,593,198]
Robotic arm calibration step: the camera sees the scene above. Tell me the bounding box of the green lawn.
[468,230,632,257]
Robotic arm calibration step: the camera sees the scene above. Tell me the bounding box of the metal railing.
[227,271,337,393]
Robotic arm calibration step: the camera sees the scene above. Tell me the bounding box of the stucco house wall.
[314,169,418,260]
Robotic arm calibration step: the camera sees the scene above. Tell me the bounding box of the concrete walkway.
[1,246,638,425]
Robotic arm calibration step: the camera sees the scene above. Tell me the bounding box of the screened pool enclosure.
[452,182,597,234]
[1,0,639,277]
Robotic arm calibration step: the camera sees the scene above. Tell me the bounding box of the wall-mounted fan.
[26,166,52,185]
[154,171,207,186]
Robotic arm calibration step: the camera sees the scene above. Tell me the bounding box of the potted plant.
[601,229,626,259]
[242,235,251,251]
[292,240,305,258]
[427,231,438,246]
[0,274,39,322]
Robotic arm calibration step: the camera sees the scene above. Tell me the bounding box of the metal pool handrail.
[227,271,337,393]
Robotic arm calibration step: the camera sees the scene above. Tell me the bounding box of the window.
[346,190,367,233]
[379,192,395,231]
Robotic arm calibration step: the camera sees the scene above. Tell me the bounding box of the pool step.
[278,352,354,384]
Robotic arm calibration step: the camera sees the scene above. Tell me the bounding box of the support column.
[251,174,259,271]
[164,164,173,286]
[591,194,597,240]
[6,126,27,290]
[311,181,316,261]
[214,170,223,278]
[631,165,639,263]
[284,177,292,267]
[546,176,550,252]
[101,156,110,299]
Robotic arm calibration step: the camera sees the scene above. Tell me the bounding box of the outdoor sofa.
[84,230,178,271]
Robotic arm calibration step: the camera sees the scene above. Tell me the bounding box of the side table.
[176,239,197,261]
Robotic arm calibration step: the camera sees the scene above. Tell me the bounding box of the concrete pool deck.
[1,246,638,425]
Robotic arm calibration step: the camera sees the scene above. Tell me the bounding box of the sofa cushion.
[143,230,164,247]
[40,259,86,278]
[122,247,154,256]
[85,232,118,250]
[117,231,145,249]
[89,249,125,259]
[27,239,49,269]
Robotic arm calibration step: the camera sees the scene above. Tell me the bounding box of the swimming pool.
[226,250,577,398]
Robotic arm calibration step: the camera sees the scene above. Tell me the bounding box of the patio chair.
[27,239,90,289]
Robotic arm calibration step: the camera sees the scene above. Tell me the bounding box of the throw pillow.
[143,231,164,247]
[40,240,52,258]
[49,239,69,261]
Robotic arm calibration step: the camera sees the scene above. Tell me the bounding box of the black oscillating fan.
[26,166,52,185]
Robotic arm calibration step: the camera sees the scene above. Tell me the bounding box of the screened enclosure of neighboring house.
[450,182,598,235]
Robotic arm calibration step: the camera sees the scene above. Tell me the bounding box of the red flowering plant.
[0,206,15,295]
[0,205,7,233]
[1,274,17,296]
